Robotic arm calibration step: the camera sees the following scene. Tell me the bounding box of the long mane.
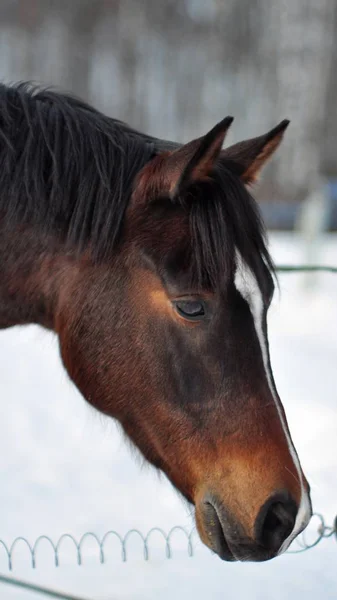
[0,82,175,259]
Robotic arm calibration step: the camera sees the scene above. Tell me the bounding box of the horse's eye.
[174,300,206,321]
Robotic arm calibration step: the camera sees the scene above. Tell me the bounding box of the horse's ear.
[133,117,233,204]
[221,120,290,185]
[170,116,234,198]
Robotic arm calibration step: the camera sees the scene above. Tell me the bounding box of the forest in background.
[0,0,336,224]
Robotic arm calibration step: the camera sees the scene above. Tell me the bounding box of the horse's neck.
[0,222,66,330]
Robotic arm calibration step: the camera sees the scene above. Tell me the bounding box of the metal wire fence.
[0,525,195,571]
[275,265,337,273]
[0,514,336,573]
[0,573,89,600]
[0,514,335,599]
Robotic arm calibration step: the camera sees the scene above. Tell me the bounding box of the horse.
[0,82,311,562]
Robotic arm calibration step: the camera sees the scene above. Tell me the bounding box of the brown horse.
[0,83,311,562]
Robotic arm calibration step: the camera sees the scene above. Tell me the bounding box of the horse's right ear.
[168,116,234,198]
[133,117,233,203]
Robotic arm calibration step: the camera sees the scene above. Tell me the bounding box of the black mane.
[0,82,173,259]
[0,82,273,284]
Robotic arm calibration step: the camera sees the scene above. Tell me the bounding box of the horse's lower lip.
[214,535,236,561]
[203,501,237,561]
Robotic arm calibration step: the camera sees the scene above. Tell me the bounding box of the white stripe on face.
[234,251,311,553]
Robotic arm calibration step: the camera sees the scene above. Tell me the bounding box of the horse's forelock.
[132,163,275,292]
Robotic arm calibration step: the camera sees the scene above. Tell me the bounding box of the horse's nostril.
[256,493,298,553]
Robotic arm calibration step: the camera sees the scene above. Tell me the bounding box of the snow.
[0,232,336,599]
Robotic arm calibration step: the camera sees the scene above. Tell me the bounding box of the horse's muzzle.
[198,491,302,562]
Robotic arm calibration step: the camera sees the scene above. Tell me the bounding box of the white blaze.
[234,251,311,553]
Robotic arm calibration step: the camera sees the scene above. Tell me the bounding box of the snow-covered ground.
[0,232,336,600]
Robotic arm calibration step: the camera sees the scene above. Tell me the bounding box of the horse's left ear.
[221,120,290,185]
[170,116,234,198]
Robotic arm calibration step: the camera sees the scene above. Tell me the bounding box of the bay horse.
[0,83,311,562]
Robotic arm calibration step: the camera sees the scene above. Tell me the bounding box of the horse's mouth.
[202,501,237,561]
[213,534,236,561]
